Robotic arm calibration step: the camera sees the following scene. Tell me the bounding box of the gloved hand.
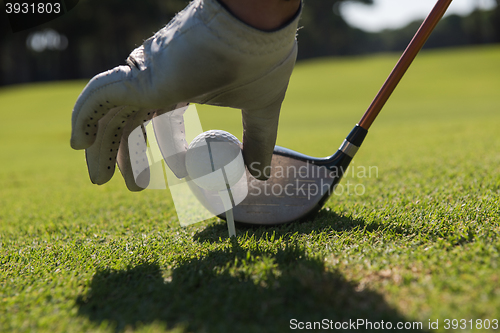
[70,0,301,191]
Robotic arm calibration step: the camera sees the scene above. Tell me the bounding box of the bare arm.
[219,0,301,31]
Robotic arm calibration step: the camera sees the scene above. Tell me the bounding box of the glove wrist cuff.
[198,0,302,56]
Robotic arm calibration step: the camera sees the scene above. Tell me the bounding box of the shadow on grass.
[195,206,444,245]
[76,240,429,333]
[194,209,381,244]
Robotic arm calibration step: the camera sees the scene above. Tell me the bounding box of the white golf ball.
[185,130,245,192]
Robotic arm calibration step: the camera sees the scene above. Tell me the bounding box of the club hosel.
[339,124,368,158]
[321,124,369,178]
[346,124,369,149]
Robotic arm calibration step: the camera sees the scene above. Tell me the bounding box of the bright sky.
[341,0,497,32]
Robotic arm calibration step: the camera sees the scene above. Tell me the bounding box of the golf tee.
[219,190,236,237]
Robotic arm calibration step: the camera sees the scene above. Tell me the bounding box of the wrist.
[217,0,301,31]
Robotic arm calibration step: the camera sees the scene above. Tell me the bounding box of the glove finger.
[85,106,140,185]
[117,109,158,191]
[71,66,134,150]
[152,103,189,179]
[242,94,285,181]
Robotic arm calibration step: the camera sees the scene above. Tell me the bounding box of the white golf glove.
[70,0,301,191]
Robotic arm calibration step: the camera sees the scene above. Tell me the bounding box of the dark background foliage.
[0,0,499,86]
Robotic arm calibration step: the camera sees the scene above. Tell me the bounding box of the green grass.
[1,45,500,332]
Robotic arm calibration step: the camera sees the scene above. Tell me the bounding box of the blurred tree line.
[0,0,499,86]
[362,1,500,53]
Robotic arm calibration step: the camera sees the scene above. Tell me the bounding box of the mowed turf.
[1,45,499,332]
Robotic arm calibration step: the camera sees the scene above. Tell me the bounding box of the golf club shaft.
[358,0,453,130]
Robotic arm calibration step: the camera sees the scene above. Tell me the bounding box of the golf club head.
[219,125,368,225]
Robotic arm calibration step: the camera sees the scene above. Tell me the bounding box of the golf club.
[222,0,454,225]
